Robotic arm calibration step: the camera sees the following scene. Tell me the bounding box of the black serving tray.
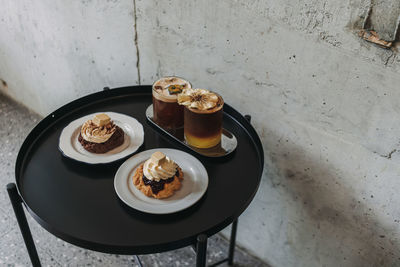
[14,85,264,255]
[145,104,237,158]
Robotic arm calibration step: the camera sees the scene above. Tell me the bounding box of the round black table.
[7,86,264,267]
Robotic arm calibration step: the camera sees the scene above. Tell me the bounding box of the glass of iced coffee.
[178,89,224,148]
[152,77,191,129]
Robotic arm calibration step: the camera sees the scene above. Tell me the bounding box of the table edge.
[14,85,265,254]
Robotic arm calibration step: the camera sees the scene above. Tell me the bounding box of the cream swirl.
[80,120,116,143]
[143,152,178,182]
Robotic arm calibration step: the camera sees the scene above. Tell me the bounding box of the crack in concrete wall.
[133,0,141,85]
[384,149,397,159]
[0,79,7,88]
[375,148,398,159]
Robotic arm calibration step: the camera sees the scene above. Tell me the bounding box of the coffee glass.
[152,77,191,129]
[178,89,224,148]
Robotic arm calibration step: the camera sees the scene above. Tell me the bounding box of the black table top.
[15,86,264,255]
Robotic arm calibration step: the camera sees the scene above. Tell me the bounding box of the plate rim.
[58,111,144,164]
[114,148,209,214]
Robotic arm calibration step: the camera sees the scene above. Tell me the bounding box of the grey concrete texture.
[136,1,400,265]
[0,93,268,266]
[2,0,400,266]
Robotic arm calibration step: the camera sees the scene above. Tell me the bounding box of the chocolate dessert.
[78,113,124,154]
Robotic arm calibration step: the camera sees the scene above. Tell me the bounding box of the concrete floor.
[0,93,268,267]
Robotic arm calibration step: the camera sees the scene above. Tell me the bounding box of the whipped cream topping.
[153,77,191,102]
[143,152,178,182]
[81,114,116,143]
[177,88,220,110]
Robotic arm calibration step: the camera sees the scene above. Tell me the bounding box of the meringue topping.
[152,77,191,103]
[143,152,178,182]
[81,114,117,143]
[177,88,222,111]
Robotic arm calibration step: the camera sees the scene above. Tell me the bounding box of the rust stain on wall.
[362,0,400,45]
[359,30,393,48]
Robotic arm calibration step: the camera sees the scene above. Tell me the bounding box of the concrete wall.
[2,0,400,266]
[0,0,138,115]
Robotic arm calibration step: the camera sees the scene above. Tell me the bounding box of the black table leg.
[196,234,208,267]
[134,255,143,267]
[228,219,238,265]
[7,183,41,267]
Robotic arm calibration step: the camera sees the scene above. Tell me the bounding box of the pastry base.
[133,163,183,199]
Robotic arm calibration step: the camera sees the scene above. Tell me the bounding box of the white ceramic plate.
[59,112,144,164]
[114,148,208,214]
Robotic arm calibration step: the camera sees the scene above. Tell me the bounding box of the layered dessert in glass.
[152,77,191,129]
[178,89,224,148]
